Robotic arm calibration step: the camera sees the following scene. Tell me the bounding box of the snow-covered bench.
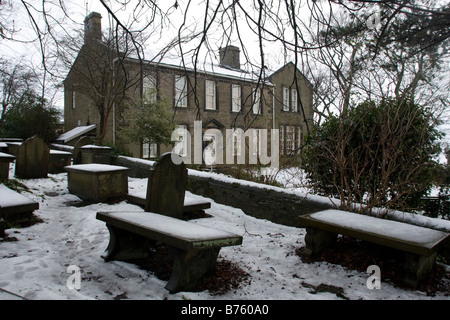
[126,190,211,214]
[96,210,242,293]
[298,209,450,288]
[0,185,39,236]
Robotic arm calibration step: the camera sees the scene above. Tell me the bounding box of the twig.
[243,222,261,237]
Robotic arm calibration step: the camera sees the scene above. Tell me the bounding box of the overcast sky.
[1,0,449,146]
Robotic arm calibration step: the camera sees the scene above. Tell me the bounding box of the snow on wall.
[113,155,450,233]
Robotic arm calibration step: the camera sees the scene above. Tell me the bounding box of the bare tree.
[59,27,149,142]
[0,58,37,123]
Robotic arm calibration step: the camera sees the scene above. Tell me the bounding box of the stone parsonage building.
[63,12,314,162]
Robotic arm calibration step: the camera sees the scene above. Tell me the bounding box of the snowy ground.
[0,165,449,300]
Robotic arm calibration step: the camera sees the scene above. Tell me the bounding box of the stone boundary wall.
[49,148,450,235]
[185,173,334,227]
[112,155,155,178]
[112,155,333,227]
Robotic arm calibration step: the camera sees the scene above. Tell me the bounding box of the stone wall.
[112,155,333,227]
[185,173,333,227]
[113,155,155,178]
[72,152,450,239]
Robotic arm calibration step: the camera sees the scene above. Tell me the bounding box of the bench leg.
[165,247,220,293]
[0,218,5,238]
[102,224,156,261]
[303,227,337,258]
[402,252,437,288]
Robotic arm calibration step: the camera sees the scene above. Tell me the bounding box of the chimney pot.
[219,45,240,69]
[84,12,102,44]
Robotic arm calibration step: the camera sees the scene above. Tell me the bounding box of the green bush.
[0,91,61,143]
[302,97,443,215]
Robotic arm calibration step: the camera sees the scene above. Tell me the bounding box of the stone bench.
[96,210,243,293]
[126,190,211,214]
[65,164,129,202]
[0,152,15,180]
[298,209,450,288]
[0,185,39,236]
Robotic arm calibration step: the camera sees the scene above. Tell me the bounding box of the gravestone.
[72,136,93,164]
[48,150,72,173]
[15,135,49,179]
[145,152,187,219]
[65,164,129,202]
[80,144,112,164]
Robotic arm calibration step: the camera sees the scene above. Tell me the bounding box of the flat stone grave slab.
[65,164,129,202]
[48,149,72,174]
[80,144,112,164]
[72,136,93,164]
[0,152,16,179]
[0,184,39,225]
[126,190,211,214]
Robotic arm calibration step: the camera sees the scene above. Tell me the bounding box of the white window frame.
[175,75,187,108]
[143,74,157,103]
[142,141,149,158]
[205,80,216,110]
[143,140,158,159]
[150,143,158,158]
[286,126,295,154]
[252,88,262,114]
[231,84,241,112]
[297,127,302,155]
[282,87,289,111]
[291,88,298,112]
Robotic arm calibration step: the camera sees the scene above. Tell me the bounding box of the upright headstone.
[145,152,187,219]
[15,135,49,179]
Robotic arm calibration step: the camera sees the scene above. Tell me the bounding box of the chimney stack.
[219,45,240,69]
[84,12,102,44]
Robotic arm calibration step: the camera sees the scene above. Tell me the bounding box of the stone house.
[63,12,314,164]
